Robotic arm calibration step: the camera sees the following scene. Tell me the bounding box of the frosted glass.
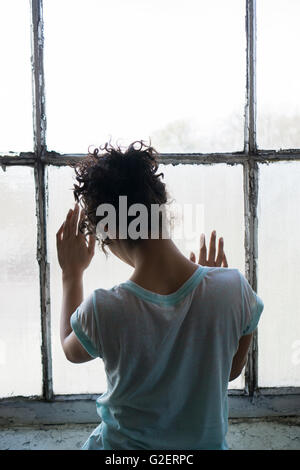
[161,164,245,390]
[48,163,245,393]
[257,0,300,149]
[0,167,42,397]
[0,1,33,153]
[161,164,245,271]
[44,0,245,154]
[258,162,300,387]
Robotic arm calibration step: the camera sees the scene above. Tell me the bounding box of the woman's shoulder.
[93,283,133,305]
[198,266,242,291]
[92,283,138,324]
[199,265,240,279]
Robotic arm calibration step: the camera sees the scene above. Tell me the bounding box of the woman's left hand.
[190,230,228,267]
[56,203,96,278]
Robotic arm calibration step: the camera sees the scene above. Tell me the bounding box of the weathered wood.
[244,0,257,155]
[244,0,259,398]
[31,0,53,401]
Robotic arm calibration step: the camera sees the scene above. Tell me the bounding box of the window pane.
[161,164,245,390]
[48,166,133,394]
[0,167,42,397]
[44,0,245,154]
[257,0,300,149]
[258,162,300,387]
[48,163,245,394]
[0,1,33,153]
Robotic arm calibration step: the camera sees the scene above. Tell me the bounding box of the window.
[43,0,245,154]
[1,0,299,418]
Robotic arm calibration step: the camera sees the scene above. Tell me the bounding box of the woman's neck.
[129,238,199,295]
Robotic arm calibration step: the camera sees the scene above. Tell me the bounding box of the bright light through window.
[44,0,246,154]
[1,1,300,402]
[0,1,33,153]
[257,0,300,149]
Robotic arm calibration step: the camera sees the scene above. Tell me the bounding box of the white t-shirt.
[70,265,264,450]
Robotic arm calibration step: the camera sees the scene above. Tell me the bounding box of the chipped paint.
[243,0,258,397]
[244,0,257,154]
[2,150,300,167]
[30,0,46,154]
[243,159,259,397]
[31,0,53,401]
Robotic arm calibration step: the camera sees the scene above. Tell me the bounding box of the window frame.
[0,0,299,421]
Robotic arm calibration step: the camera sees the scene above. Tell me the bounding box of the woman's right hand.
[190,230,228,268]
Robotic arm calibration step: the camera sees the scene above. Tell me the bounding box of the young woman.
[56,141,264,450]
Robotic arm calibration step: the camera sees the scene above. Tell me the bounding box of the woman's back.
[57,141,264,449]
[71,265,264,450]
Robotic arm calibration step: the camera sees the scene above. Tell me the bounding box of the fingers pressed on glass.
[77,210,85,238]
[199,233,206,265]
[64,210,72,238]
[70,205,79,234]
[88,234,96,254]
[215,237,224,266]
[222,252,228,268]
[56,222,64,238]
[207,230,216,266]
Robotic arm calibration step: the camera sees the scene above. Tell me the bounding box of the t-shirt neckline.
[119,265,207,306]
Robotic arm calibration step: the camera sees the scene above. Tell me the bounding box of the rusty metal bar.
[30,0,53,401]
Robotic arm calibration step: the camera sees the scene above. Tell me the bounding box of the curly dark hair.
[70,140,168,252]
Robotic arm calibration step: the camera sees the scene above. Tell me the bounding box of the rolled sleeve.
[70,309,99,358]
[238,271,264,336]
[70,291,103,358]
